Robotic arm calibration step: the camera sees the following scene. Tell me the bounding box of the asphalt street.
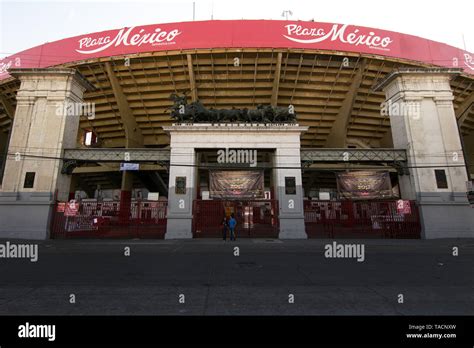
[0,238,473,315]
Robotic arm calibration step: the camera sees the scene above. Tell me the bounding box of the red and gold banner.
[210,170,264,199]
[336,171,393,199]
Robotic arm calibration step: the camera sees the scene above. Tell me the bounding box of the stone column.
[0,68,93,239]
[68,175,79,201]
[165,145,196,239]
[119,171,134,223]
[377,68,474,238]
[273,144,307,239]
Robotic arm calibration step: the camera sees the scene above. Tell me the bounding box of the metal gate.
[304,200,421,239]
[51,200,167,239]
[192,199,279,238]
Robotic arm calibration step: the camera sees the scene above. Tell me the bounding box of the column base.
[165,217,193,239]
[419,203,474,239]
[0,192,53,240]
[278,217,307,239]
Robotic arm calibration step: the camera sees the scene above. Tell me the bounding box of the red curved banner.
[0,20,473,80]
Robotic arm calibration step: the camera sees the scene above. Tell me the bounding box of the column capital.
[373,68,462,92]
[8,68,95,92]
[434,95,456,105]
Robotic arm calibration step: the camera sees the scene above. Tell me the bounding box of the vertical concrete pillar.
[119,171,134,223]
[273,146,307,239]
[68,174,78,200]
[378,69,474,238]
[0,68,93,239]
[165,147,196,239]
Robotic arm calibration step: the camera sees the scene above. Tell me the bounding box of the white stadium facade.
[0,20,473,240]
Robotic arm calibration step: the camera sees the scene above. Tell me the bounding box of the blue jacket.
[228,217,237,229]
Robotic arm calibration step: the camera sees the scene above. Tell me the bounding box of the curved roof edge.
[1,19,473,81]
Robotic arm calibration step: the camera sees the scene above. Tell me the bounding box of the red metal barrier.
[193,199,279,238]
[304,200,421,239]
[50,200,167,239]
[51,198,419,239]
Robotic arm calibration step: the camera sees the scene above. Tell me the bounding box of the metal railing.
[300,148,407,163]
[192,199,279,238]
[304,199,421,239]
[51,200,168,239]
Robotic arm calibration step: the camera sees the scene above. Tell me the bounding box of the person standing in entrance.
[221,216,228,241]
[228,213,237,241]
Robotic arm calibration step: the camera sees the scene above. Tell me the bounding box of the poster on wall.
[64,200,79,216]
[336,171,393,199]
[396,199,412,214]
[210,170,264,199]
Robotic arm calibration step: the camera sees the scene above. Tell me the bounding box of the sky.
[0,0,473,59]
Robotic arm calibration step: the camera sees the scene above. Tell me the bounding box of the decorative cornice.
[8,68,95,92]
[373,68,463,92]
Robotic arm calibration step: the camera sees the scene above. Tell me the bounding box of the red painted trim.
[1,20,473,80]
